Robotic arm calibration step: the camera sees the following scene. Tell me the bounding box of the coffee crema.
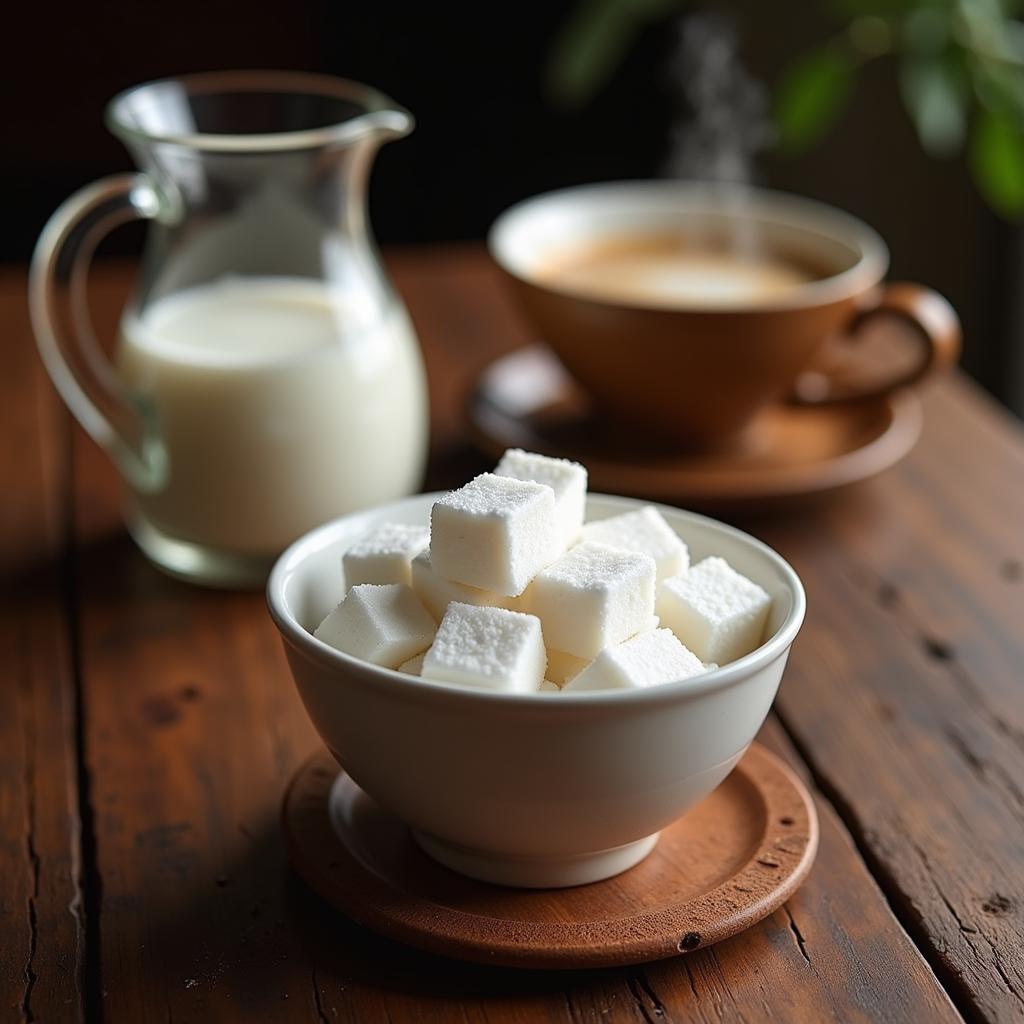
[533,233,819,309]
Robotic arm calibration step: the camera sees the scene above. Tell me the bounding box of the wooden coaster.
[466,345,922,508]
[283,742,818,970]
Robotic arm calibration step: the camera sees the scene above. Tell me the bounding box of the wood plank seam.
[18,634,41,1023]
[772,706,992,1024]
[66,542,106,1024]
[49,399,95,1024]
[4,342,88,1023]
[839,555,1022,1021]
[53,406,102,1024]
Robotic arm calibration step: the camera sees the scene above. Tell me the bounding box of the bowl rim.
[267,492,806,709]
[487,179,890,314]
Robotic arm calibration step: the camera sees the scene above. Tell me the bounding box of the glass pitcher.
[30,71,428,587]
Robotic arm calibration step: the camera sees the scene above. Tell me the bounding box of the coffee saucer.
[283,743,817,969]
[467,345,922,508]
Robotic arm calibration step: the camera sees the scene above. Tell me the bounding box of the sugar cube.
[430,473,562,596]
[494,448,587,546]
[314,584,435,669]
[526,542,656,659]
[422,602,547,693]
[657,556,771,664]
[580,506,688,581]
[343,522,430,588]
[564,628,706,691]
[545,648,589,685]
[410,548,521,622]
[398,652,426,676]
[538,679,561,692]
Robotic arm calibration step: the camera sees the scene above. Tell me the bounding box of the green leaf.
[901,56,967,155]
[970,106,1024,218]
[972,58,1024,123]
[545,0,678,109]
[774,46,858,152]
[901,6,952,55]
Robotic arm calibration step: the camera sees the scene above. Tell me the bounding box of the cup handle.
[30,173,169,492]
[791,283,962,404]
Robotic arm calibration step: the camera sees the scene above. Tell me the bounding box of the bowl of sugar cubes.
[268,449,805,888]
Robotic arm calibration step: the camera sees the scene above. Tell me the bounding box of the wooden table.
[3,249,1022,1024]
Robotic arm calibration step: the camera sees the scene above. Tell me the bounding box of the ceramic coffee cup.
[489,181,961,449]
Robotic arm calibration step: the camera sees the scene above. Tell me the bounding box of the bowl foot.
[411,830,660,888]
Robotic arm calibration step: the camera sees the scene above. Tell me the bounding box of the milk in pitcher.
[117,276,427,556]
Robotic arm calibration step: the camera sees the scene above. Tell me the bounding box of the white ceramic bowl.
[268,493,805,888]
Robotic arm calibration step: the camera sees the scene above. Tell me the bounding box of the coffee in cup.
[489,182,960,449]
[532,232,820,309]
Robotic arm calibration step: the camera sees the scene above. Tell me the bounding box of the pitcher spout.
[362,105,414,143]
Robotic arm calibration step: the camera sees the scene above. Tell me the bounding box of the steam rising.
[663,14,774,184]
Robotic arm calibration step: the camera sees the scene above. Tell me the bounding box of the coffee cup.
[488,181,960,449]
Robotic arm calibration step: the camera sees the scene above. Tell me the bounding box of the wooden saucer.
[466,345,922,508]
[283,742,818,970]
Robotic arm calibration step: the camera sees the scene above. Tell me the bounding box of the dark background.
[7,0,1021,413]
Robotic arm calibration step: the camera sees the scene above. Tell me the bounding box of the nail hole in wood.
[679,931,701,951]
[981,894,1014,915]
[923,636,954,662]
[779,816,795,827]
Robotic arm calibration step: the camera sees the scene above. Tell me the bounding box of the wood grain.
[0,271,84,1022]
[5,249,1019,1021]
[26,254,960,1022]
[757,383,1024,1024]
[395,248,1024,1022]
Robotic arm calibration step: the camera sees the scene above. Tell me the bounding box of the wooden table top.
[3,247,1022,1024]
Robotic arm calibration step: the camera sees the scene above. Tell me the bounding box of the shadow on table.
[287,869,603,1001]
[131,810,689,1016]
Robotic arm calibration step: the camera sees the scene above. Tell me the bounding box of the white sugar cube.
[314,584,435,669]
[495,448,587,546]
[538,679,561,692]
[580,506,688,581]
[422,602,547,693]
[545,648,589,685]
[343,522,430,588]
[657,556,771,664]
[410,549,521,622]
[564,628,706,691]
[526,542,656,659]
[398,652,426,676]
[430,473,562,596]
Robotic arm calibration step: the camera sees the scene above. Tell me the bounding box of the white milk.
[117,277,428,556]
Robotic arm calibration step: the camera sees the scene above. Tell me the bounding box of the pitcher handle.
[30,173,169,493]
[792,283,961,404]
